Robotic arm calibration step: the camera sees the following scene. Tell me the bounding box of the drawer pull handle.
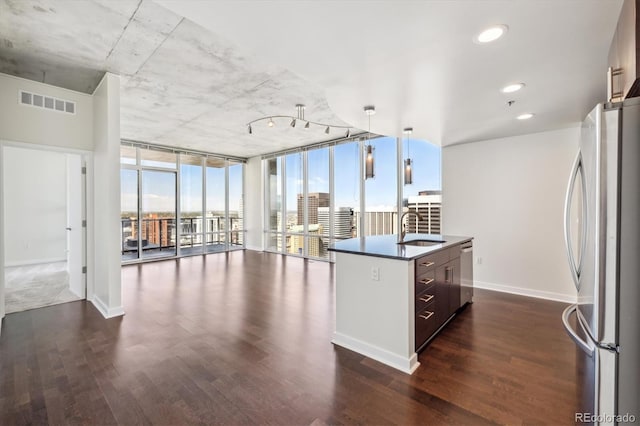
[420,261,435,267]
[419,311,434,320]
[418,294,434,303]
[419,278,434,285]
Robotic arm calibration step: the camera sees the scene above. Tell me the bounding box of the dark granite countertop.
[328,234,473,261]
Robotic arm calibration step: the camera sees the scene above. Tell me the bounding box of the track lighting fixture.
[246,104,354,137]
[364,105,376,179]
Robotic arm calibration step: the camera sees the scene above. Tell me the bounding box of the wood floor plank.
[0,251,580,425]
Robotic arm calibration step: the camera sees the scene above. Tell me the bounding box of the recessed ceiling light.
[474,25,508,43]
[502,83,525,93]
[517,113,534,120]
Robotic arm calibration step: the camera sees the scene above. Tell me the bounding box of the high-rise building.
[297,192,329,225]
[354,210,398,236]
[287,224,323,257]
[318,207,354,240]
[405,191,442,234]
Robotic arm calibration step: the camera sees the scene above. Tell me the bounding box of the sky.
[121,137,441,214]
[286,136,441,210]
[121,162,243,213]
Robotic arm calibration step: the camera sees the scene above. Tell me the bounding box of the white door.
[66,154,85,298]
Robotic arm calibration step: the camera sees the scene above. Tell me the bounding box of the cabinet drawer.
[415,290,435,312]
[415,270,435,295]
[416,249,449,274]
[415,307,437,349]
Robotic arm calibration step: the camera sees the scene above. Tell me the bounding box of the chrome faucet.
[399,210,424,242]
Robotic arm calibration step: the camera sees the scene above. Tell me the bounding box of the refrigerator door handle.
[563,151,586,289]
[562,304,594,356]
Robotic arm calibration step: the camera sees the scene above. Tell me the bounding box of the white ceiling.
[0,0,624,157]
[158,0,623,146]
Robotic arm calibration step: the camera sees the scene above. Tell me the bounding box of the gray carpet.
[5,262,82,314]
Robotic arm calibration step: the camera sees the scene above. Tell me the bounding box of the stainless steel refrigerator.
[562,98,639,424]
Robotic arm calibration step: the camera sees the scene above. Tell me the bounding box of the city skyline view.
[121,136,440,215]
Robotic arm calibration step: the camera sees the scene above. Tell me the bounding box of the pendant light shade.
[403,127,413,185]
[404,158,413,185]
[365,144,375,179]
[364,105,376,179]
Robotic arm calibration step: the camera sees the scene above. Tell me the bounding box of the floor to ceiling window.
[263,135,441,262]
[120,143,245,263]
[285,152,304,256]
[307,147,330,259]
[333,140,360,241]
[180,154,203,255]
[402,138,442,234]
[205,157,227,252]
[228,160,244,249]
[266,157,283,252]
[363,136,397,237]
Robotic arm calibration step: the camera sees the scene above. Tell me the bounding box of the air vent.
[19,90,76,115]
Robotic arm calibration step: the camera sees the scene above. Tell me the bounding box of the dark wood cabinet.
[434,263,449,328]
[608,0,640,100]
[448,257,461,316]
[414,243,464,351]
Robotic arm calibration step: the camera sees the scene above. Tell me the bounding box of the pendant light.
[364,105,376,179]
[403,127,413,185]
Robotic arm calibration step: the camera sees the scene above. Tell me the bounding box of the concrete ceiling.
[0,0,355,158]
[0,0,624,156]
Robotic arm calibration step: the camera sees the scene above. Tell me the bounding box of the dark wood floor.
[0,250,579,425]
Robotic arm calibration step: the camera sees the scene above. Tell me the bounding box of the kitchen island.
[328,234,473,374]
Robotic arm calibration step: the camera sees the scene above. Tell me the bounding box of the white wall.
[0,73,93,151]
[442,127,579,302]
[0,72,122,323]
[2,146,67,266]
[90,73,123,318]
[244,156,263,251]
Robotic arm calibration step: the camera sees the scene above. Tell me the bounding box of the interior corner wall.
[244,156,263,251]
[0,73,93,151]
[91,72,123,318]
[3,146,67,266]
[442,127,580,302]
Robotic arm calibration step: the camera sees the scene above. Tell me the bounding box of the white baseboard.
[5,257,67,267]
[474,280,577,303]
[244,245,263,252]
[90,296,125,319]
[332,332,420,374]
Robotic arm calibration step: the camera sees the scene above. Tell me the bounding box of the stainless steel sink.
[398,239,446,246]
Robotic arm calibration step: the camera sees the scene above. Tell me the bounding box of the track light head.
[248,124,252,134]
[290,118,296,128]
[268,118,274,127]
[304,121,310,129]
[346,129,351,138]
[325,126,330,134]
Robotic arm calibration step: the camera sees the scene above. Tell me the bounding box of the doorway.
[2,145,85,313]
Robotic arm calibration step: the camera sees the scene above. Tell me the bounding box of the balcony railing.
[121,216,244,258]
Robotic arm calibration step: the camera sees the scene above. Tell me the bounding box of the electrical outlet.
[371,267,380,281]
[476,257,483,265]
